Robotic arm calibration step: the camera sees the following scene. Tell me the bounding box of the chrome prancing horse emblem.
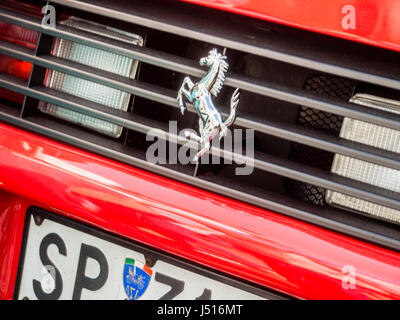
[177,48,240,163]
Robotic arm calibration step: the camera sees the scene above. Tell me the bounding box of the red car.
[0,0,399,300]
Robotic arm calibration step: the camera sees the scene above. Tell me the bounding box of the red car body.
[184,0,400,52]
[0,0,400,300]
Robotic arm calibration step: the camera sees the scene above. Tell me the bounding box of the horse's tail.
[224,88,240,127]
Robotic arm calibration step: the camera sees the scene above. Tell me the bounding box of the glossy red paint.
[0,122,399,300]
[182,0,400,53]
[0,191,30,300]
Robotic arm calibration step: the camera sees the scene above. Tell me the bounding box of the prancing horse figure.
[177,48,240,163]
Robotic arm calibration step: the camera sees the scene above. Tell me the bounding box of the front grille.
[1,0,400,250]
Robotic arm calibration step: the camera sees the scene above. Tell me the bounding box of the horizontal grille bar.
[0,8,203,77]
[2,8,400,134]
[235,117,400,172]
[0,103,399,250]
[229,77,400,132]
[0,40,178,107]
[1,71,400,211]
[2,41,400,173]
[49,0,400,91]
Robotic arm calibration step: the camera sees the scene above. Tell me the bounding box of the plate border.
[13,206,289,300]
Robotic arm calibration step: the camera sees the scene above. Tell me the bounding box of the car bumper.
[0,122,399,300]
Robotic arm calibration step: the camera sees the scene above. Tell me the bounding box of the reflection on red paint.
[0,22,39,104]
[0,22,39,50]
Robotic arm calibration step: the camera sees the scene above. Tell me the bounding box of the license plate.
[15,208,279,300]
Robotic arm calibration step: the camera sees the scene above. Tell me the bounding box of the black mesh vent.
[287,75,356,206]
[300,75,356,134]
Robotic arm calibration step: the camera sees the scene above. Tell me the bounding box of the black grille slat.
[2,8,400,132]
[229,76,400,131]
[2,40,400,172]
[0,8,203,77]
[49,0,400,91]
[0,40,178,107]
[237,117,400,171]
[0,72,172,135]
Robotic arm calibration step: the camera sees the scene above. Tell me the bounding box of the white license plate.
[15,208,276,300]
